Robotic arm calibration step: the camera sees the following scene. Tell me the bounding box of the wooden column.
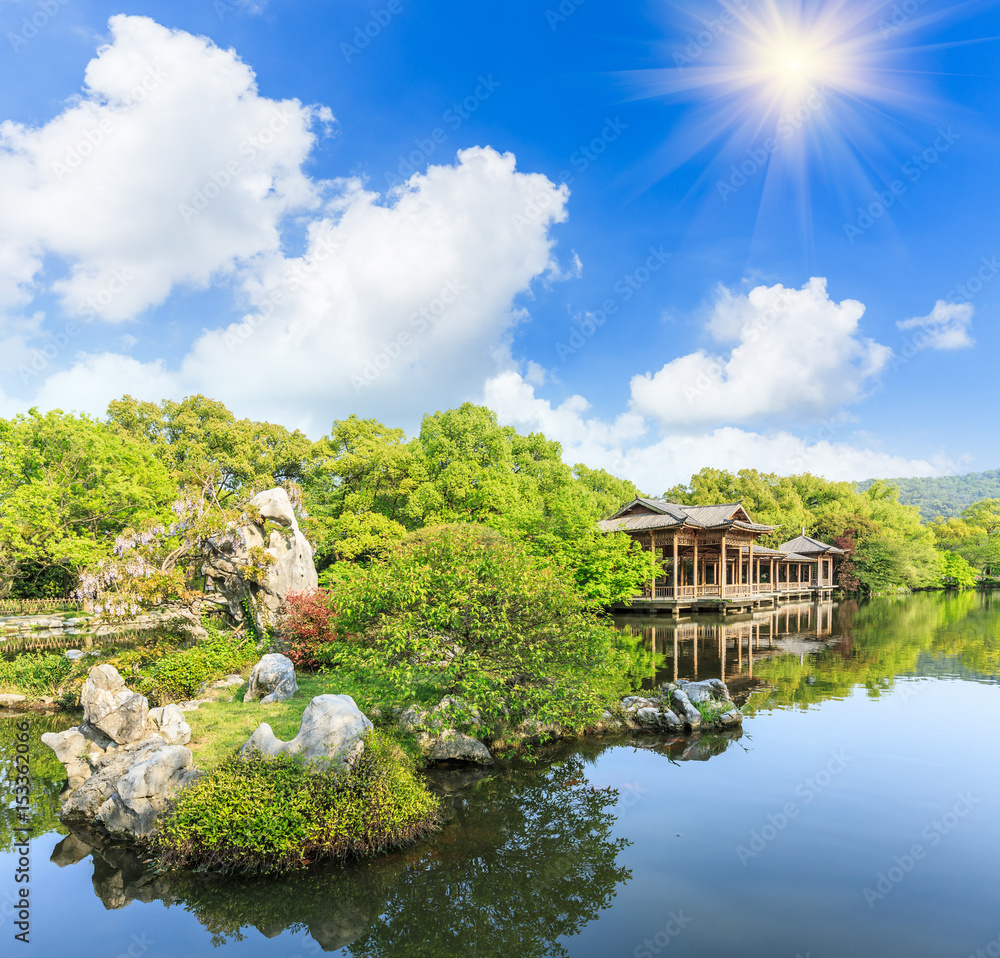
[649,531,656,596]
[672,531,679,598]
[720,535,727,597]
[693,536,699,595]
[749,539,755,593]
[673,630,678,681]
[770,557,775,593]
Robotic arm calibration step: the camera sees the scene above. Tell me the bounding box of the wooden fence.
[0,598,84,616]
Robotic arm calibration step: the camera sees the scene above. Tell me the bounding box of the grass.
[693,699,737,724]
[184,669,455,771]
[184,674,333,770]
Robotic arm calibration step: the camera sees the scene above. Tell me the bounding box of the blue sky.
[1,0,998,491]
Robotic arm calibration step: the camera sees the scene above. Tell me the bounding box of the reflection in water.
[616,600,837,691]
[5,592,1000,956]
[45,749,648,955]
[617,591,1000,709]
[41,734,747,954]
[0,711,74,853]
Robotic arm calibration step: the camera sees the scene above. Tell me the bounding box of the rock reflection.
[48,745,658,955]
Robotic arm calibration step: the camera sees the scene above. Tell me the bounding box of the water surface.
[2,593,998,957]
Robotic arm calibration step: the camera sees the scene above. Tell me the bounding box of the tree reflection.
[0,713,73,853]
[52,753,634,956]
[746,591,1000,711]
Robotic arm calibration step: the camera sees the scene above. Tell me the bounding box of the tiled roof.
[778,534,846,555]
[598,498,776,534]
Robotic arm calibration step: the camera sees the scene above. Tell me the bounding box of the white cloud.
[0,14,325,322]
[629,277,892,428]
[9,146,570,429]
[897,300,975,350]
[486,371,953,492]
[0,17,570,428]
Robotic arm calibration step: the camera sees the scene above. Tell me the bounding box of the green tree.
[0,409,177,598]
[938,551,978,589]
[108,394,312,504]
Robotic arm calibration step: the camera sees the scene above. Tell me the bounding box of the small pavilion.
[598,498,840,612]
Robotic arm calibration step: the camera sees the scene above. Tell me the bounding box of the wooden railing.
[639,581,824,600]
[0,598,83,616]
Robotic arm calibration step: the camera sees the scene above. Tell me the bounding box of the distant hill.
[857,470,1000,521]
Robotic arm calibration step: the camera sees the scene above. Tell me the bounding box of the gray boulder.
[148,704,192,746]
[427,731,494,766]
[244,653,299,704]
[635,707,685,732]
[58,739,167,821]
[240,694,372,768]
[81,665,150,745]
[0,693,27,707]
[396,697,494,765]
[41,728,94,789]
[664,686,702,729]
[94,744,201,839]
[203,487,318,626]
[675,678,733,706]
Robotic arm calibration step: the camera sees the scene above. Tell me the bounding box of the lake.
[2,592,998,957]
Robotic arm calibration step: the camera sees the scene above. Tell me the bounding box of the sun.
[616,0,956,210]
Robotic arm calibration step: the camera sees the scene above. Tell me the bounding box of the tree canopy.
[1,395,993,602]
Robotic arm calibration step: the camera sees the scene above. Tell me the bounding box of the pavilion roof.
[778,534,846,555]
[598,498,776,534]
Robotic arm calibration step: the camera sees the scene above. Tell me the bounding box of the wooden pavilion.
[598,498,839,614]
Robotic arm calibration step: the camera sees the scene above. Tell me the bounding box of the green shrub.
[158,731,439,874]
[0,653,72,695]
[324,523,636,735]
[135,630,258,706]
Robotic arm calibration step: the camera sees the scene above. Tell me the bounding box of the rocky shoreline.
[38,653,744,851]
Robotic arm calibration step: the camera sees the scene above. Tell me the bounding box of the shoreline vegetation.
[2,394,997,875]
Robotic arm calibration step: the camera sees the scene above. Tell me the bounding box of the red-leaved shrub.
[283,588,338,670]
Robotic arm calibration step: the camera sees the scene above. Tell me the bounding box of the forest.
[857,469,1000,521]
[1,394,998,606]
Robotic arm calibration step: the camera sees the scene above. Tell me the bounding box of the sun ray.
[608,0,997,256]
